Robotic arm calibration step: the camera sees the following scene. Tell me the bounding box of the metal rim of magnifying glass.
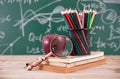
[49,35,73,57]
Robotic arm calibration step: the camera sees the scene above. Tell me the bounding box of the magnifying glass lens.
[51,36,73,57]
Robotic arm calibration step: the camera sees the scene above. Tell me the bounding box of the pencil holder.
[67,28,91,55]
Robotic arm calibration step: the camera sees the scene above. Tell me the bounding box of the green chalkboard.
[0,0,120,55]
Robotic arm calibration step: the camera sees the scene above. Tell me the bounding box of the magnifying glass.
[26,35,73,71]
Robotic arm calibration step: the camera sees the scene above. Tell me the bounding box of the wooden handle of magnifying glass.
[26,52,52,71]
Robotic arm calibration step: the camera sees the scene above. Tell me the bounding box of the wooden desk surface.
[0,55,120,79]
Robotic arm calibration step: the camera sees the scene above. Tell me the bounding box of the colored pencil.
[61,8,97,55]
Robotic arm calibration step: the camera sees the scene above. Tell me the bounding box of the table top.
[0,55,120,79]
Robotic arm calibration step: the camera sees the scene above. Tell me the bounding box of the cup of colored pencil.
[61,8,97,55]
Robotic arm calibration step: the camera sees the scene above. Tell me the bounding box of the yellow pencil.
[89,10,97,28]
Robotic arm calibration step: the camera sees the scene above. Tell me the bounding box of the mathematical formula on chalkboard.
[0,0,120,55]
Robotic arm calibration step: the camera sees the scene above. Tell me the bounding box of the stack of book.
[33,51,106,73]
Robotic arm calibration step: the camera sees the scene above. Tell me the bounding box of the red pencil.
[62,10,87,55]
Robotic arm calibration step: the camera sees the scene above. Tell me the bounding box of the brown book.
[38,59,106,73]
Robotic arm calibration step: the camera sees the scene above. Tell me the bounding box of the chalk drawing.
[28,32,42,42]
[0,15,11,23]
[0,31,5,39]
[0,0,39,5]
[26,46,41,54]
[25,0,62,18]
[90,27,96,35]
[117,16,120,25]
[45,5,64,33]
[94,37,106,49]
[107,39,120,52]
[114,39,120,51]
[107,25,120,40]
[107,42,117,49]
[0,0,4,5]
[1,36,21,55]
[57,25,66,31]
[76,0,106,14]
[101,9,117,24]
[13,0,64,37]
[23,0,39,4]
[90,25,105,35]
[0,0,120,54]
[90,37,93,47]
[103,0,120,4]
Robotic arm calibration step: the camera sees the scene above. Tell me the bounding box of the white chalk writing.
[76,0,106,14]
[94,37,106,49]
[26,46,41,54]
[0,15,11,23]
[90,36,120,52]
[0,31,5,39]
[28,32,42,42]
[90,25,105,35]
[0,0,39,5]
[57,25,67,31]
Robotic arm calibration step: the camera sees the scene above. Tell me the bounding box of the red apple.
[42,34,58,54]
